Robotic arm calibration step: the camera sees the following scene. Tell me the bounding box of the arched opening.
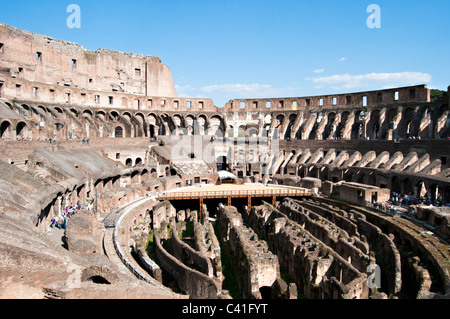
[87,276,111,285]
[325,112,337,139]
[416,181,427,198]
[0,121,12,138]
[135,158,143,166]
[391,176,402,194]
[404,178,413,195]
[115,126,123,138]
[110,111,120,122]
[125,158,133,167]
[246,125,259,138]
[16,122,27,138]
[259,286,272,299]
[275,114,285,139]
[217,156,229,172]
[285,114,297,140]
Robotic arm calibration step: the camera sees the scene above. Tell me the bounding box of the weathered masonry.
[0,22,448,300]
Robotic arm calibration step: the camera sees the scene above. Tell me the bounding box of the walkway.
[156,183,313,213]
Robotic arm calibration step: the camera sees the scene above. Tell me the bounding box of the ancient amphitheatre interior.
[0,22,449,300]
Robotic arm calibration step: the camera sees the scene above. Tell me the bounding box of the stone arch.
[185,114,196,135]
[367,109,381,140]
[275,114,285,139]
[96,110,107,121]
[141,168,149,180]
[172,114,185,135]
[0,120,12,139]
[383,108,399,140]
[336,111,350,138]
[135,112,145,122]
[367,172,376,186]
[216,155,229,171]
[197,114,208,135]
[16,121,28,138]
[134,112,147,137]
[324,112,337,139]
[391,176,402,194]
[81,267,118,285]
[69,108,78,117]
[147,113,159,138]
[21,103,31,113]
[209,115,225,137]
[82,109,93,119]
[131,170,140,183]
[356,171,365,184]
[416,180,427,198]
[246,124,259,138]
[122,111,132,122]
[37,105,48,114]
[402,107,417,138]
[114,126,124,138]
[437,104,449,138]
[403,178,414,195]
[237,125,245,138]
[351,110,364,140]
[285,113,297,140]
[227,125,234,138]
[109,111,120,122]
[54,106,64,115]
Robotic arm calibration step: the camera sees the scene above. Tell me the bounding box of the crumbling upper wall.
[0,22,177,100]
[223,85,430,111]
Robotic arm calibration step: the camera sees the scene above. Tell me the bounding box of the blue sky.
[1,0,449,107]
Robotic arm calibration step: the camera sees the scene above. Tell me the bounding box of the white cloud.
[175,84,196,92]
[201,83,273,94]
[339,57,346,62]
[198,83,299,102]
[313,69,325,74]
[306,72,432,90]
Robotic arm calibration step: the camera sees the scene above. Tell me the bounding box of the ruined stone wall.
[169,220,214,277]
[153,229,223,299]
[249,203,368,299]
[318,197,449,297]
[0,22,176,97]
[279,198,370,273]
[216,204,283,299]
[224,85,430,112]
[193,217,223,282]
[150,201,225,298]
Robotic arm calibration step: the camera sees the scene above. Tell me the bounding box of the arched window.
[115,126,123,138]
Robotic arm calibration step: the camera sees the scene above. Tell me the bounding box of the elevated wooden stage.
[156,184,313,213]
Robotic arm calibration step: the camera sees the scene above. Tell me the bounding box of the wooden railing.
[156,187,312,200]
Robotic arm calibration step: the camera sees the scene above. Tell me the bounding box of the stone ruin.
[0,22,449,299]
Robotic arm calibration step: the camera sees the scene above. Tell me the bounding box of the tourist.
[58,217,64,229]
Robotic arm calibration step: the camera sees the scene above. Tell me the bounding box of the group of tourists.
[390,192,446,207]
[371,190,448,217]
[50,201,81,230]
[371,201,404,216]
